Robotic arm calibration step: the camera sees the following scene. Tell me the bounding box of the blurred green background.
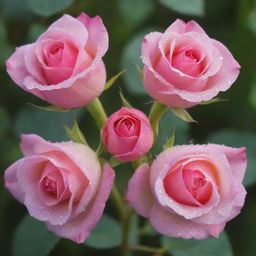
[1,0,256,255]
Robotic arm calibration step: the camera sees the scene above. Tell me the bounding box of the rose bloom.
[127,144,247,239]
[4,134,115,243]
[6,13,108,109]
[141,19,240,108]
[102,107,153,162]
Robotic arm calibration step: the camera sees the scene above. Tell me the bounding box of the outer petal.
[126,164,154,217]
[208,144,247,184]
[6,45,29,88]
[4,159,26,203]
[77,13,109,58]
[23,60,106,108]
[47,163,115,243]
[38,14,88,48]
[149,204,225,239]
[20,134,46,156]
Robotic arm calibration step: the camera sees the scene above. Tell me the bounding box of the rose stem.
[149,101,167,141]
[129,244,170,255]
[86,97,108,129]
[86,97,133,255]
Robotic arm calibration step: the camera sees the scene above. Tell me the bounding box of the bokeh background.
[1,0,256,255]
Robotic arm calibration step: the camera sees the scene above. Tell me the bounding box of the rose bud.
[6,13,108,109]
[141,19,240,108]
[127,144,247,239]
[4,134,115,243]
[102,107,153,162]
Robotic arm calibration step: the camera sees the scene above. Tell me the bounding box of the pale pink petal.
[185,20,207,34]
[6,45,29,88]
[24,44,47,84]
[141,32,163,66]
[23,60,106,108]
[126,164,154,217]
[47,163,115,243]
[149,204,225,239]
[77,13,109,58]
[4,159,26,203]
[207,145,247,184]
[164,19,187,34]
[20,134,46,156]
[38,14,88,48]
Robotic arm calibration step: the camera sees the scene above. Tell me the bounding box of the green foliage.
[105,70,126,90]
[159,0,205,16]
[65,121,88,145]
[209,129,256,187]
[152,110,188,155]
[13,215,60,256]
[118,0,155,29]
[170,108,197,123]
[27,0,75,16]
[163,131,175,150]
[121,28,157,95]
[162,232,233,256]
[14,106,81,141]
[85,214,122,249]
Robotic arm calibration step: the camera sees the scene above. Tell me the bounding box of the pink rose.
[102,107,153,162]
[6,13,108,109]
[141,19,240,108]
[4,134,115,243]
[127,144,247,239]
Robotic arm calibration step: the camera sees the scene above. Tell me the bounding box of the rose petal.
[126,164,154,217]
[47,163,115,243]
[149,204,225,239]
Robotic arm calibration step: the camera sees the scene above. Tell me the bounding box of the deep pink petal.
[126,164,154,217]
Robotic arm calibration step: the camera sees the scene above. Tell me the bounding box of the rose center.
[172,47,204,77]
[182,169,212,204]
[43,177,57,194]
[114,116,140,137]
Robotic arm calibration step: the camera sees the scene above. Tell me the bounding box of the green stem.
[130,245,167,254]
[121,208,133,256]
[149,101,167,140]
[86,98,107,129]
[110,185,127,220]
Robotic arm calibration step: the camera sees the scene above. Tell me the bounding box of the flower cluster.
[4,13,247,245]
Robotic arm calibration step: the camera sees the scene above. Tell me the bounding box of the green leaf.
[28,103,72,112]
[209,129,256,187]
[2,0,34,21]
[109,156,123,168]
[27,0,74,16]
[85,214,122,249]
[28,24,46,41]
[135,64,144,81]
[121,27,158,95]
[0,107,9,137]
[15,106,81,141]
[163,131,175,150]
[200,98,228,105]
[65,121,88,145]
[105,70,126,90]
[162,232,233,256]
[119,91,133,108]
[13,215,60,256]
[170,107,197,123]
[152,110,188,155]
[118,0,155,29]
[159,0,205,17]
